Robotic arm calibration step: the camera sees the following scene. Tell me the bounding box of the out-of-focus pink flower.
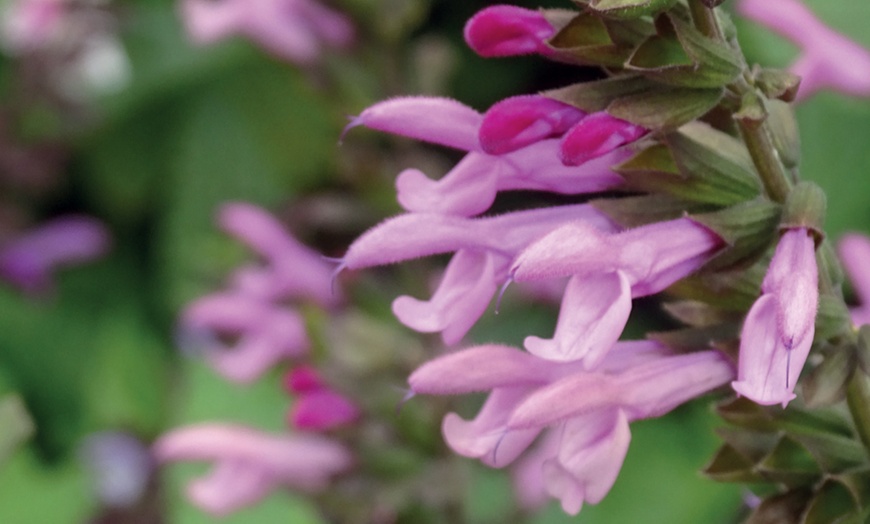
[409,342,734,514]
[284,366,360,431]
[180,292,309,383]
[153,424,352,516]
[838,233,870,327]
[181,0,354,64]
[0,0,66,53]
[219,202,340,308]
[738,0,870,101]
[0,215,110,294]
[80,432,153,509]
[732,228,818,407]
[464,5,556,58]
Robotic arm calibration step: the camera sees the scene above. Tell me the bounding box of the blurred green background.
[0,0,867,522]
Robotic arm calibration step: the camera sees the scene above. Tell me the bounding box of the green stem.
[688,0,724,41]
[847,369,870,454]
[735,107,793,203]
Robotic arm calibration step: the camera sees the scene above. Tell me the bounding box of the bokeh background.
[0,0,867,522]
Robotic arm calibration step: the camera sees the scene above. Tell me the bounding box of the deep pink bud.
[289,389,360,431]
[464,5,555,58]
[284,365,324,393]
[479,95,586,154]
[559,113,647,166]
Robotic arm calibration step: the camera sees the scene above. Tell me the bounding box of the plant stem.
[688,0,724,41]
[847,369,870,454]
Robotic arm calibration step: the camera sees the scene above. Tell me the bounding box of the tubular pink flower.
[180,292,309,383]
[341,205,617,343]
[345,97,483,152]
[479,95,586,155]
[346,97,625,216]
[732,228,818,407]
[523,272,631,365]
[0,215,110,294]
[464,5,556,58]
[395,140,626,217]
[153,424,352,516]
[543,410,630,515]
[737,0,870,100]
[559,112,647,166]
[219,202,339,307]
[838,233,870,327]
[181,0,353,65]
[409,342,733,512]
[510,217,723,295]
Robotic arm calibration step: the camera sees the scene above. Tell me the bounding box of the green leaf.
[702,443,766,483]
[802,344,855,409]
[803,479,860,524]
[586,0,679,20]
[544,74,658,113]
[547,12,638,67]
[592,193,717,228]
[607,85,725,130]
[689,198,782,271]
[756,436,821,486]
[745,488,812,524]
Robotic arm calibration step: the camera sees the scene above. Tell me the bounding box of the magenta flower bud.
[479,95,586,155]
[0,215,110,294]
[732,228,818,407]
[838,233,870,327]
[289,389,360,431]
[153,424,352,516]
[464,5,555,58]
[181,0,353,64]
[559,112,647,166]
[283,365,323,394]
[738,0,870,100]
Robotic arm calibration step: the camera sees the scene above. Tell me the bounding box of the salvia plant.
[3,0,870,522]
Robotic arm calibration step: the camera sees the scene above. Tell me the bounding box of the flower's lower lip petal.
[442,412,540,468]
[395,157,499,217]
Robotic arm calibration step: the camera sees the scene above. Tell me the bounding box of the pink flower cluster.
[157,202,356,516]
[341,6,736,513]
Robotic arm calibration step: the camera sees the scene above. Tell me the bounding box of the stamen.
[339,116,362,145]
[495,276,514,315]
[325,256,346,296]
[393,387,416,415]
[491,429,510,467]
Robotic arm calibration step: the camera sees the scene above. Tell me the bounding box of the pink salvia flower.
[479,95,586,155]
[464,5,556,58]
[732,228,819,407]
[837,233,870,327]
[509,218,722,363]
[180,292,309,383]
[346,97,625,216]
[409,342,733,514]
[341,204,618,344]
[0,215,110,294]
[181,0,353,65]
[153,424,352,516]
[559,112,647,166]
[219,202,340,307]
[738,0,870,101]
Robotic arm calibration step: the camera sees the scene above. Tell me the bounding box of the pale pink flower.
[346,97,625,217]
[732,228,818,407]
[838,233,870,327]
[738,0,870,100]
[153,424,352,516]
[180,291,309,383]
[409,342,733,514]
[219,202,340,307]
[0,0,66,53]
[181,0,353,64]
